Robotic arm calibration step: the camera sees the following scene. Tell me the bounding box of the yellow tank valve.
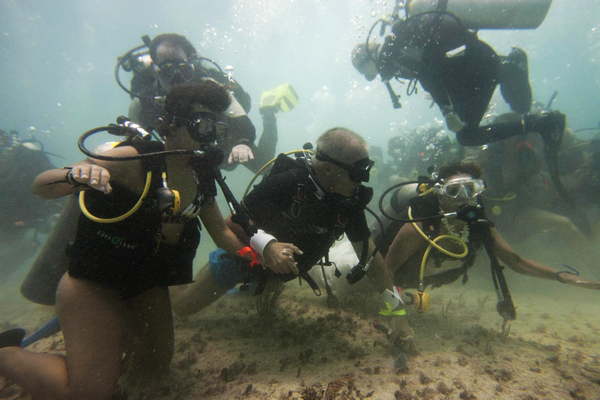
[414,291,432,313]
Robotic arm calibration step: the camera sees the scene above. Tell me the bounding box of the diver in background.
[352,12,566,151]
[127,33,282,173]
[475,128,592,243]
[0,129,62,280]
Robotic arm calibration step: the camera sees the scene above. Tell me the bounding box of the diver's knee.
[130,346,173,377]
[65,380,120,400]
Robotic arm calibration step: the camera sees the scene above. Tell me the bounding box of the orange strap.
[237,246,259,267]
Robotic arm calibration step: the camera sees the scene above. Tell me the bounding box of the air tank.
[369,182,419,256]
[406,0,553,29]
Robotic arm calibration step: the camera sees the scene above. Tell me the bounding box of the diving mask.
[154,59,195,83]
[315,148,375,183]
[187,112,228,143]
[435,177,485,199]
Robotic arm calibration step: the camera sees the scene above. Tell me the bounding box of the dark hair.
[437,161,482,182]
[163,81,231,129]
[149,33,198,61]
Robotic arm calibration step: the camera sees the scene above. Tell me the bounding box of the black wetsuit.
[211,154,372,291]
[130,67,265,170]
[131,67,279,173]
[67,141,216,299]
[378,13,532,146]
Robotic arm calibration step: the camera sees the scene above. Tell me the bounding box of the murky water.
[1,0,599,398]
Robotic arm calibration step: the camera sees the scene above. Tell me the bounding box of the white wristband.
[250,229,277,257]
[381,287,404,310]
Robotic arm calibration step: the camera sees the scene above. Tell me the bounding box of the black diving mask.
[154,59,195,83]
[187,112,228,143]
[315,148,375,183]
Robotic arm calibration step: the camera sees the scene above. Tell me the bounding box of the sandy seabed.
[1,271,599,400]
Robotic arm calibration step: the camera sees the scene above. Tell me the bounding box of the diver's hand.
[262,242,303,275]
[559,273,600,290]
[69,164,112,193]
[228,145,254,164]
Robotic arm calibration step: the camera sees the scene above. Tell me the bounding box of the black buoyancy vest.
[67,141,170,263]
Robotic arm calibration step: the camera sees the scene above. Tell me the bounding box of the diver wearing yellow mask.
[382,161,600,332]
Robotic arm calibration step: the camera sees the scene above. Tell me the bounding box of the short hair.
[149,33,198,61]
[163,80,231,128]
[437,161,482,182]
[315,127,369,164]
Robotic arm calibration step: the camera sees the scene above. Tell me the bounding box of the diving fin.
[21,317,62,348]
[259,83,298,112]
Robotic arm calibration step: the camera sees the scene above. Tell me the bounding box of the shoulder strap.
[268,153,303,177]
[118,140,165,173]
[115,140,166,190]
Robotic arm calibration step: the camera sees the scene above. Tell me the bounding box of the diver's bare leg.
[123,286,174,377]
[0,274,123,399]
[170,263,229,317]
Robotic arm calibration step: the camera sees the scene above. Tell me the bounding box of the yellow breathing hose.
[79,171,153,224]
[407,206,468,288]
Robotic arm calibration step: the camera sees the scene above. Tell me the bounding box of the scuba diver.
[352,2,566,154]
[474,127,593,249]
[0,81,295,399]
[0,129,63,280]
[120,33,298,173]
[376,161,600,340]
[352,3,570,205]
[170,127,415,342]
[352,11,566,146]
